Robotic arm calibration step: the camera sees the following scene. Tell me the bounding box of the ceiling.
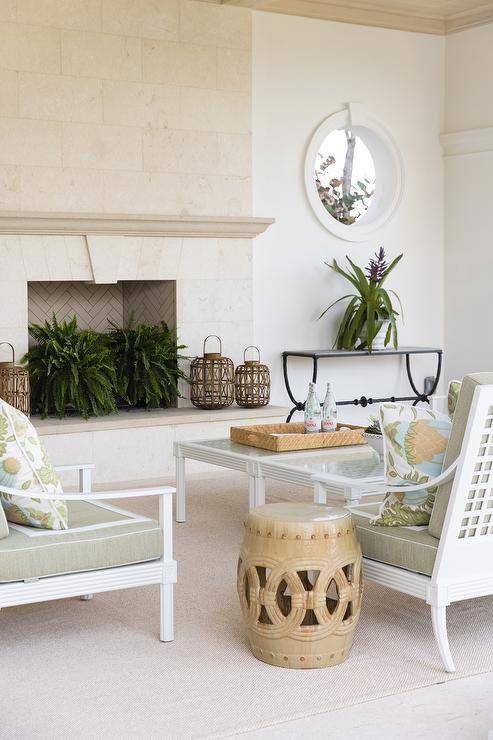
[215,0,493,34]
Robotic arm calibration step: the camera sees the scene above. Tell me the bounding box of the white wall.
[252,12,445,422]
[444,24,493,381]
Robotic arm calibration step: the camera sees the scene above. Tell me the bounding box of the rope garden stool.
[237,503,363,669]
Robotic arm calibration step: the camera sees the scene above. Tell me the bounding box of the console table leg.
[175,453,186,523]
[248,475,256,509]
[313,481,327,504]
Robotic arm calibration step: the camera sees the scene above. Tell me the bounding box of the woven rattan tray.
[230,422,365,452]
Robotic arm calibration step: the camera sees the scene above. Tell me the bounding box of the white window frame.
[305,102,404,242]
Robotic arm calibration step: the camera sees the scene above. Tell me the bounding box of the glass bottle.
[304,382,321,433]
[321,382,338,432]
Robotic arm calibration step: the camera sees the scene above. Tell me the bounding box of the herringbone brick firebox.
[28,280,176,342]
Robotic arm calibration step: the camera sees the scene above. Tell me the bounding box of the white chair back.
[433,384,493,588]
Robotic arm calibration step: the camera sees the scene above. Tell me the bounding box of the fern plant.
[108,319,187,409]
[23,316,117,419]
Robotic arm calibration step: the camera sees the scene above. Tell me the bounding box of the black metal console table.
[282,346,443,422]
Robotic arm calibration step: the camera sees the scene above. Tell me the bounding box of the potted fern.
[319,248,403,352]
[23,316,117,419]
[108,319,187,409]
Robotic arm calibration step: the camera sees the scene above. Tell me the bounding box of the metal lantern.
[0,342,30,416]
[190,335,234,410]
[235,346,270,408]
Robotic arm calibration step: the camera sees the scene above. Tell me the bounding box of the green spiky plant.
[319,248,403,353]
[108,318,187,409]
[23,316,117,419]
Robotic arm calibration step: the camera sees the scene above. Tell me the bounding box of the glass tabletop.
[189,438,384,479]
[266,449,384,479]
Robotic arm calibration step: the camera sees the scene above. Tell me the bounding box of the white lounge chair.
[312,373,493,672]
[0,462,176,642]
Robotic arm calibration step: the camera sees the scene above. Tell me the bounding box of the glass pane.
[315,129,376,225]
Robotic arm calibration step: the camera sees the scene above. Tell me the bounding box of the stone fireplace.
[0,211,273,404]
[0,212,283,485]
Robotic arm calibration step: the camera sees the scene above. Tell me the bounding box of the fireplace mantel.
[0,211,275,238]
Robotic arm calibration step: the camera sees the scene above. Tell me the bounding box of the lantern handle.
[203,335,222,356]
[243,345,261,363]
[0,342,15,368]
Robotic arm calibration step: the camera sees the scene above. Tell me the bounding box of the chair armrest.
[0,484,175,501]
[54,463,95,473]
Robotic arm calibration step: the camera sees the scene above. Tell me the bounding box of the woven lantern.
[0,342,30,416]
[235,345,270,408]
[190,335,234,410]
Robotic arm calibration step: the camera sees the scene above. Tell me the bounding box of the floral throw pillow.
[371,403,452,527]
[447,379,462,419]
[0,399,68,529]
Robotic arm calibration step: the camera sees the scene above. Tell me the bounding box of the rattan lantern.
[0,342,30,416]
[235,345,270,408]
[190,335,234,410]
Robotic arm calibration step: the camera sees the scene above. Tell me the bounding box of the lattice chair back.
[433,384,493,590]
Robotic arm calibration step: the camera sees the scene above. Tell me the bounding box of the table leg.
[254,476,265,507]
[175,452,186,523]
[248,475,256,509]
[344,486,362,505]
[313,481,327,504]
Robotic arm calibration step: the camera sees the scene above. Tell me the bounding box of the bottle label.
[305,416,321,433]
[322,417,338,432]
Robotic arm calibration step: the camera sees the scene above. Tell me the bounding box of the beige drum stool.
[237,503,362,668]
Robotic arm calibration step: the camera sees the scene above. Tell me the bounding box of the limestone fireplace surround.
[0,210,275,366]
[0,211,287,486]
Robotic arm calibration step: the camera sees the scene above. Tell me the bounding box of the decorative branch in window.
[315,129,375,225]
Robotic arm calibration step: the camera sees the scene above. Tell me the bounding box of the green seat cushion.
[351,503,439,576]
[429,372,493,538]
[0,499,163,582]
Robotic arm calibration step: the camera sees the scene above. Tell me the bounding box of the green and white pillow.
[371,403,452,527]
[447,379,461,419]
[0,399,68,530]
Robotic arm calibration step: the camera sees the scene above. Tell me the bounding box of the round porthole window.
[305,104,404,242]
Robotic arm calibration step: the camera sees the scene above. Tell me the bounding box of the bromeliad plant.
[319,248,403,352]
[108,319,187,410]
[23,316,117,419]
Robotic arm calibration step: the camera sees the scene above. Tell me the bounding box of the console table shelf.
[282,346,443,422]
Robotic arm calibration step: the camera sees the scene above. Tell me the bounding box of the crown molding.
[222,0,445,34]
[220,0,493,35]
[441,126,493,157]
[0,212,275,238]
[446,4,493,33]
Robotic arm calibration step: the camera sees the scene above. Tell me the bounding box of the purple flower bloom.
[366,247,388,283]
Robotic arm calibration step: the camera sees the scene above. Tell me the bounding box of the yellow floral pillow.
[0,399,68,529]
[371,403,451,527]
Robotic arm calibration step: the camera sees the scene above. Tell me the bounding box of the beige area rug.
[2,474,493,739]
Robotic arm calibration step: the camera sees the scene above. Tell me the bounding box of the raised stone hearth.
[35,405,288,487]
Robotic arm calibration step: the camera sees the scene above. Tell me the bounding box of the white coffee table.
[173,438,384,522]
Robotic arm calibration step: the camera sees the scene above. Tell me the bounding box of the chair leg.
[160,583,174,642]
[79,594,93,600]
[431,604,456,672]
